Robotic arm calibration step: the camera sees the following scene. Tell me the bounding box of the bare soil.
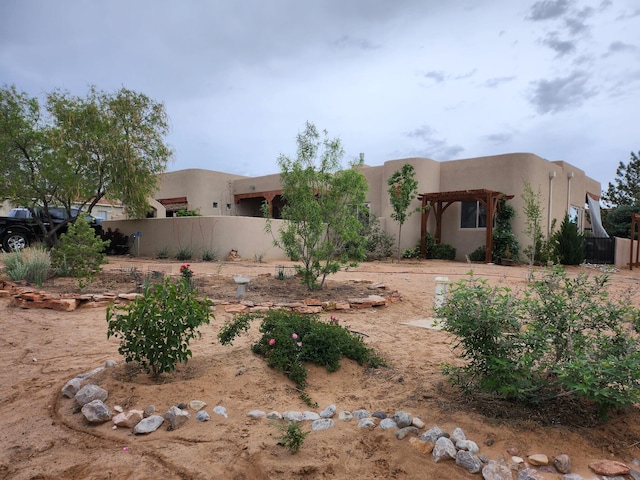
[2,257,640,480]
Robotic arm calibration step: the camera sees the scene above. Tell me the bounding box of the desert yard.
[1,257,640,479]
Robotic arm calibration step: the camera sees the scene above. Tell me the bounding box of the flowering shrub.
[218,309,385,404]
[180,263,193,280]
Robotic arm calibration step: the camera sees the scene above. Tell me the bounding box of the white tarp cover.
[587,194,609,238]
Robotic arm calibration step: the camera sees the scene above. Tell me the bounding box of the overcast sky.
[1,0,638,190]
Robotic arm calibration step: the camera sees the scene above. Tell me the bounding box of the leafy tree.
[604,151,640,207]
[555,214,585,265]
[0,84,172,245]
[264,122,368,290]
[521,181,544,267]
[387,164,419,262]
[602,204,640,238]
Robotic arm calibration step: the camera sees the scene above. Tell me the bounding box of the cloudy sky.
[1,0,638,190]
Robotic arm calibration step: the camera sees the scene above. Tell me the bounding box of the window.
[212,202,218,208]
[460,201,487,229]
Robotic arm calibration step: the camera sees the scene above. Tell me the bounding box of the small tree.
[521,181,544,268]
[51,217,110,290]
[604,151,640,207]
[264,122,368,290]
[387,164,419,262]
[106,276,212,376]
[555,213,585,265]
[602,204,640,238]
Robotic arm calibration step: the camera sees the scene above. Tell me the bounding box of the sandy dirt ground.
[2,257,640,480]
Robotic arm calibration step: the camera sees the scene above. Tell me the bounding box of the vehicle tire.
[2,231,30,251]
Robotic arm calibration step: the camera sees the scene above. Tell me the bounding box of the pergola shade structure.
[418,189,514,263]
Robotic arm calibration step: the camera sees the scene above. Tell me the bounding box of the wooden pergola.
[418,189,514,263]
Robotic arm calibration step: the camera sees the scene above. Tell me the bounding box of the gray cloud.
[542,32,576,56]
[483,76,517,88]
[606,41,638,54]
[528,71,598,114]
[332,35,380,51]
[423,71,446,83]
[405,125,464,160]
[527,0,572,21]
[615,8,640,20]
[484,132,513,144]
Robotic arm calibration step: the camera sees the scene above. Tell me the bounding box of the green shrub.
[175,246,194,261]
[436,267,640,416]
[219,310,384,404]
[51,218,109,290]
[1,245,51,285]
[468,246,486,262]
[106,276,212,376]
[274,421,310,453]
[431,243,456,260]
[155,247,170,259]
[555,214,584,265]
[363,216,395,260]
[201,249,217,262]
[402,244,421,259]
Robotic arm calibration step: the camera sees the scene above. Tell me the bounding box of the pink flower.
[292,333,298,339]
[296,342,302,347]
[268,338,275,346]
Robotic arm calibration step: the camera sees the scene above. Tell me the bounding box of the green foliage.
[604,151,640,207]
[436,267,640,415]
[155,247,171,259]
[265,122,369,289]
[51,217,109,290]
[521,181,544,267]
[175,209,200,217]
[431,243,456,260]
[555,214,585,265]
[402,244,421,259]
[274,421,310,453]
[387,163,421,262]
[468,246,486,262]
[175,246,194,261]
[363,215,395,261]
[1,245,51,285]
[0,85,172,246]
[219,310,384,404]
[201,249,218,262]
[106,276,212,376]
[492,201,520,262]
[602,204,640,238]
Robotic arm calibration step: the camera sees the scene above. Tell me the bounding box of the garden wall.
[615,236,640,269]
[103,216,286,261]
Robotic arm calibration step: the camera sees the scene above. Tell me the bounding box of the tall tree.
[264,122,368,290]
[0,84,172,245]
[387,163,419,262]
[604,151,640,207]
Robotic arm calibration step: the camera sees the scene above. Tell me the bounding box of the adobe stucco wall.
[103,216,286,261]
[156,169,248,216]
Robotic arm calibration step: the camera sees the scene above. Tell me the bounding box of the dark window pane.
[461,201,477,228]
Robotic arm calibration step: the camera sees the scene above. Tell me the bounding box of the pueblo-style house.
[143,152,602,263]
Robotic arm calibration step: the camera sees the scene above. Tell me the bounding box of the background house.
[103,152,603,262]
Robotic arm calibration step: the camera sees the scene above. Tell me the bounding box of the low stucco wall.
[614,237,640,269]
[103,216,286,261]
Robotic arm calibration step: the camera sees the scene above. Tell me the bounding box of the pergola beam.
[418,189,514,263]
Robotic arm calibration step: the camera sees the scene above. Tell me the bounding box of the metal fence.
[584,237,615,264]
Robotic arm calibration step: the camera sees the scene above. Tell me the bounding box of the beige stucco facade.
[104,152,602,262]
